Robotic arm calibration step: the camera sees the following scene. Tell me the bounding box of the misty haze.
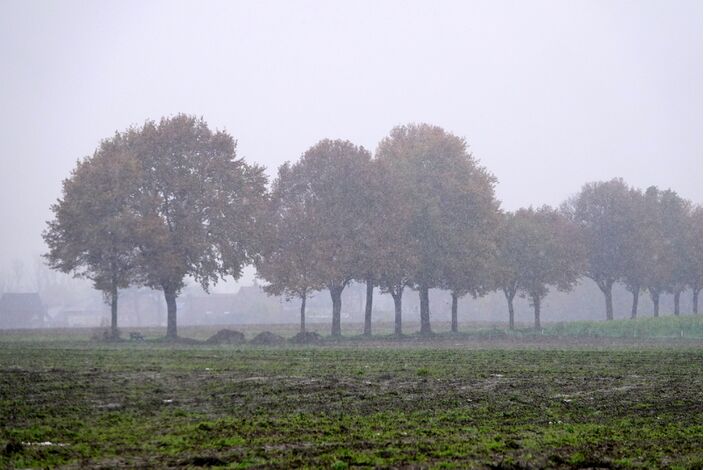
[0,1,701,468]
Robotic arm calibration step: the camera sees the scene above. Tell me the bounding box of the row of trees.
[44,115,702,339]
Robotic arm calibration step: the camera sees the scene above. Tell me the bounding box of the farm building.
[48,308,105,328]
[0,293,47,328]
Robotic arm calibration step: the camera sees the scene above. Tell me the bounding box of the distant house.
[186,293,238,324]
[0,293,47,329]
[48,308,105,328]
[183,284,285,325]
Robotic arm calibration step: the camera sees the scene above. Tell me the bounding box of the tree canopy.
[43,144,142,338]
[46,117,702,337]
[270,139,375,337]
[510,207,585,329]
[562,178,638,320]
[46,115,268,339]
[375,123,500,334]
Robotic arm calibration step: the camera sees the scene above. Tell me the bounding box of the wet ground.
[0,333,701,468]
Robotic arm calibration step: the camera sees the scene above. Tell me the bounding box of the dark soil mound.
[289,331,324,344]
[205,329,246,345]
[250,331,285,345]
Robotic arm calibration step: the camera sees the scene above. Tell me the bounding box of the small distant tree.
[640,187,676,317]
[494,212,525,329]
[255,163,323,333]
[562,179,636,320]
[512,207,584,330]
[621,187,650,318]
[43,146,141,338]
[685,206,703,313]
[283,139,374,337]
[441,217,499,333]
[376,123,498,335]
[659,190,693,315]
[351,159,385,337]
[374,158,419,335]
[119,115,267,338]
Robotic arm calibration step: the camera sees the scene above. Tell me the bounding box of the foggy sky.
[0,0,701,288]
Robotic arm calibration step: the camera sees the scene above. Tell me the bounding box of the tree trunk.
[363,276,373,336]
[504,289,516,330]
[649,288,660,317]
[110,283,118,339]
[601,281,614,321]
[630,288,639,319]
[532,294,541,330]
[419,285,431,335]
[134,292,141,327]
[391,288,403,336]
[694,288,700,315]
[674,290,681,316]
[450,291,459,333]
[300,293,307,334]
[330,285,343,337]
[164,286,178,339]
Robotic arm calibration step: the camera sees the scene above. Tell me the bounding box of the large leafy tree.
[282,139,374,337]
[376,123,498,335]
[117,115,267,338]
[562,179,637,320]
[255,163,323,334]
[44,144,141,338]
[512,207,584,330]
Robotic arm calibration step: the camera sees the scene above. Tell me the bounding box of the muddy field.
[0,332,701,468]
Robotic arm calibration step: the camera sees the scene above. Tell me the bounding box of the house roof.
[0,293,45,313]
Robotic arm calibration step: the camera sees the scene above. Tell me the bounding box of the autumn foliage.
[44,115,703,338]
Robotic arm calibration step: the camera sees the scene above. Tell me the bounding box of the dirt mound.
[289,331,324,344]
[205,329,246,345]
[250,331,285,345]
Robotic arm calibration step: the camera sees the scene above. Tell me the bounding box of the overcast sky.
[0,0,701,286]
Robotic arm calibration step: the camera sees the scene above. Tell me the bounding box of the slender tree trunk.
[504,288,516,330]
[164,285,178,339]
[134,292,141,327]
[110,283,118,339]
[419,285,432,335]
[630,288,639,319]
[674,290,681,316]
[450,291,459,333]
[330,285,343,337]
[363,276,373,336]
[605,289,613,320]
[532,294,541,330]
[600,281,614,321]
[391,288,403,336]
[694,288,700,314]
[300,293,307,334]
[649,288,660,317]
